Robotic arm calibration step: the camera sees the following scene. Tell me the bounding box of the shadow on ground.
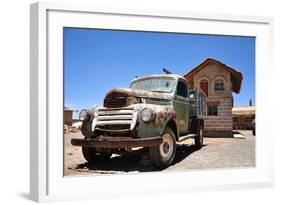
[233,130,243,135]
[173,144,205,165]
[70,143,205,173]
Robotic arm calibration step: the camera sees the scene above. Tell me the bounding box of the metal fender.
[155,107,177,136]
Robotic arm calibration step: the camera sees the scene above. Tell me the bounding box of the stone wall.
[194,63,232,98]
[204,98,233,137]
[192,63,234,137]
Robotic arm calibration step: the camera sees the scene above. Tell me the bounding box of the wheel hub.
[159,133,174,160]
[163,142,170,154]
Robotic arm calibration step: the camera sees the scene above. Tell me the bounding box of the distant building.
[64,107,77,126]
[184,58,243,137]
[232,106,255,130]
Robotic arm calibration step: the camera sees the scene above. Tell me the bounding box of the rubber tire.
[82,147,112,163]
[194,120,203,148]
[149,127,176,169]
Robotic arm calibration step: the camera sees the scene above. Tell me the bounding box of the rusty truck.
[71,74,206,169]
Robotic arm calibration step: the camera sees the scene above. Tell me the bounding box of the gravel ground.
[64,130,255,176]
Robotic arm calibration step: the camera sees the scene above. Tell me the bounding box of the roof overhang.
[184,58,243,94]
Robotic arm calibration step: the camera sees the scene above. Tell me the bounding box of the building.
[64,107,77,126]
[232,106,255,130]
[184,58,243,137]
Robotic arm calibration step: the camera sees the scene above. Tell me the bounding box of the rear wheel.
[194,120,203,148]
[149,127,176,169]
[82,147,112,163]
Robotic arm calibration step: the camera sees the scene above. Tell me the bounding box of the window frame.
[176,80,188,98]
[214,79,225,91]
[208,105,218,116]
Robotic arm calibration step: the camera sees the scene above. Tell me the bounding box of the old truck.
[71,74,206,169]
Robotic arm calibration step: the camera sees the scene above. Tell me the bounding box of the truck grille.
[104,97,127,108]
[93,108,136,133]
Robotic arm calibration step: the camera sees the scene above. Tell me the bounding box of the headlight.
[79,109,90,122]
[141,108,155,123]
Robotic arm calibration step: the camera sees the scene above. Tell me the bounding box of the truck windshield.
[130,77,175,93]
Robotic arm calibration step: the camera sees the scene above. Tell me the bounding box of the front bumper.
[71,136,163,148]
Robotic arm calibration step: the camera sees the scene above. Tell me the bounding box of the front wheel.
[82,147,112,163]
[149,127,176,169]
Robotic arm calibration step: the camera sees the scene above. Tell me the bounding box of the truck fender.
[159,118,178,141]
[154,108,178,140]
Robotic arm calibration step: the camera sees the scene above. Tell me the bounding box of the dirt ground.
[64,130,255,176]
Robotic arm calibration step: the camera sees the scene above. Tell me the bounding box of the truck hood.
[105,87,172,100]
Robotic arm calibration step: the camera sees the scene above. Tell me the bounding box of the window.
[214,80,224,91]
[233,117,238,122]
[130,77,175,93]
[208,105,218,116]
[176,81,188,97]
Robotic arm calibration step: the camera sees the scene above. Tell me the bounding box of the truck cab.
[71,74,205,169]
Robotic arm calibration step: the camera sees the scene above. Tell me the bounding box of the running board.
[178,134,197,142]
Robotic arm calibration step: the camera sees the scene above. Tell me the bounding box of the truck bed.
[189,89,206,118]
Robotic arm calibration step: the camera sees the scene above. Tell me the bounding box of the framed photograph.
[30,2,274,202]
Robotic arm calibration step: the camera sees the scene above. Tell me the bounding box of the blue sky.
[64,28,255,117]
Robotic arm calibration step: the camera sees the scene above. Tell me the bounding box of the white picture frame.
[30,2,274,202]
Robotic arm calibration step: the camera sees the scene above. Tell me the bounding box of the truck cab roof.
[131,74,187,84]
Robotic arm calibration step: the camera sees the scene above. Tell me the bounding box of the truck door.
[173,80,189,133]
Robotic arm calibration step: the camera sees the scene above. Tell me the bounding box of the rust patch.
[104,87,173,108]
[156,111,164,125]
[156,109,176,126]
[164,108,176,120]
[105,87,172,100]
[71,136,163,148]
